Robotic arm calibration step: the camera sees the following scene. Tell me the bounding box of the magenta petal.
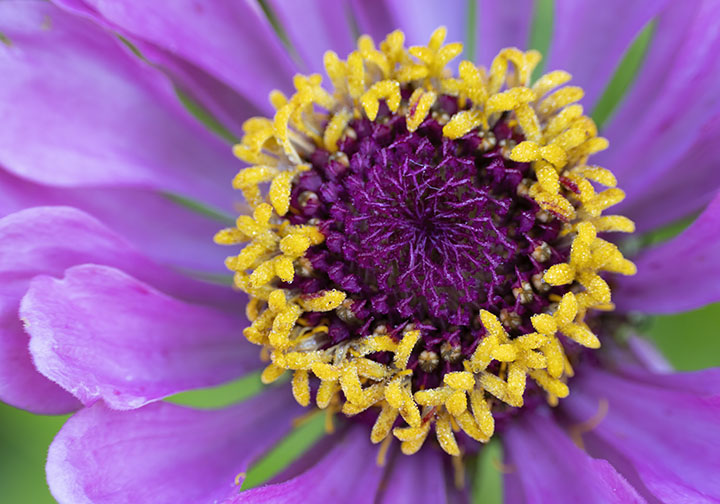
[267,0,355,74]
[614,192,720,314]
[0,168,231,273]
[378,448,448,503]
[54,0,297,117]
[563,367,720,502]
[503,410,645,503]
[476,0,534,62]
[231,426,385,503]
[47,388,301,504]
[22,264,255,410]
[597,0,720,231]
[0,1,236,203]
[0,206,236,414]
[350,0,465,47]
[546,0,670,109]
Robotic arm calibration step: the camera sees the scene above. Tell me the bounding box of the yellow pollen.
[216,26,636,457]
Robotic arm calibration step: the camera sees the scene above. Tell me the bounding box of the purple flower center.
[285,96,572,390]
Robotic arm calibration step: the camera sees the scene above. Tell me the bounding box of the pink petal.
[0,206,242,413]
[564,366,720,502]
[53,0,297,118]
[614,191,720,314]
[47,388,302,504]
[503,410,645,503]
[22,264,256,410]
[0,1,237,203]
[230,426,385,503]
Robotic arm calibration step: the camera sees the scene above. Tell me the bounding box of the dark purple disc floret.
[286,100,572,389]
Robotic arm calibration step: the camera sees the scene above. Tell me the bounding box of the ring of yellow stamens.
[215,27,636,457]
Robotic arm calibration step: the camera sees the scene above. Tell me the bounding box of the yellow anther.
[371,404,399,443]
[529,369,569,398]
[531,313,557,335]
[361,80,401,121]
[406,88,437,132]
[394,329,421,369]
[536,164,560,194]
[469,390,495,437]
[510,141,542,162]
[415,387,452,406]
[532,70,572,99]
[339,365,364,404]
[300,290,346,311]
[347,51,366,99]
[279,233,311,257]
[443,110,484,139]
[261,363,286,384]
[385,379,406,409]
[268,289,287,313]
[485,87,535,116]
[493,344,518,362]
[399,424,431,455]
[316,380,337,409]
[292,370,310,406]
[355,358,388,379]
[539,86,584,116]
[323,111,352,151]
[544,263,575,285]
[323,51,347,94]
[563,322,601,349]
[436,410,460,456]
[543,338,566,379]
[444,371,475,391]
[312,362,340,381]
[446,389,468,416]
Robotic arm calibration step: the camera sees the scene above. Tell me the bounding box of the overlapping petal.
[0,168,231,272]
[564,367,720,502]
[545,0,670,110]
[266,0,356,75]
[0,206,240,413]
[475,0,534,62]
[0,1,237,205]
[503,411,645,503]
[22,264,256,410]
[230,426,385,503]
[598,0,720,231]
[377,448,449,504]
[52,0,297,119]
[350,0,465,47]
[614,191,720,314]
[47,388,302,504]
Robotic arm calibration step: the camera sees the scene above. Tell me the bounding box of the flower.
[0,0,719,503]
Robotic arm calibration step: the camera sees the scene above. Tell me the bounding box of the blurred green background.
[2,0,719,502]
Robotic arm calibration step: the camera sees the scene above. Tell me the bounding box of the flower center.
[215,27,637,458]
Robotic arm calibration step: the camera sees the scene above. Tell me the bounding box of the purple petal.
[503,410,645,503]
[266,0,355,74]
[614,192,720,314]
[0,1,237,203]
[350,0,465,47]
[597,0,720,231]
[476,0,534,62]
[377,448,448,504]
[230,426,385,503]
[0,168,232,273]
[22,264,255,410]
[563,366,720,502]
[47,388,301,504]
[0,206,242,413]
[53,0,297,118]
[545,0,670,109]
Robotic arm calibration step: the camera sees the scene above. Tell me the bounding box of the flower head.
[216,27,636,456]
